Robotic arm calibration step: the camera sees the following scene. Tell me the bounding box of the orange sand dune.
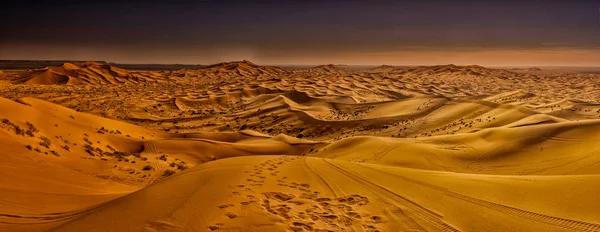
[8,61,167,85]
[1,61,600,231]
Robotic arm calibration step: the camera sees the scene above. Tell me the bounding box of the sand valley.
[1,60,600,231]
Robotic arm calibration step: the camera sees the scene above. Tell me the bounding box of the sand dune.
[1,61,600,231]
[8,61,167,85]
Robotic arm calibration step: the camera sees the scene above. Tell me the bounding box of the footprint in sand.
[144,221,179,231]
[208,223,224,231]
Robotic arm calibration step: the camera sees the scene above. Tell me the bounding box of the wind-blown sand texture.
[1,60,600,231]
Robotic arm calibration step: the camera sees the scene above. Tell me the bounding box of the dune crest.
[2,61,600,231]
[8,61,166,85]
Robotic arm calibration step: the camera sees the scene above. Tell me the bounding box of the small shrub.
[1,119,8,124]
[142,165,152,171]
[25,145,32,150]
[163,170,176,177]
[84,144,95,156]
[39,136,51,147]
[97,127,107,134]
[39,141,50,149]
[159,154,167,161]
[14,126,25,136]
[50,150,60,156]
[34,147,41,153]
[25,122,38,132]
[62,145,70,151]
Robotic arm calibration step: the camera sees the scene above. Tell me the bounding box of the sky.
[1,0,599,66]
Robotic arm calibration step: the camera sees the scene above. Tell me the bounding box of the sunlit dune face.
[2,1,600,231]
[3,57,600,232]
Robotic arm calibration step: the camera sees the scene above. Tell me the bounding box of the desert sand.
[1,61,600,231]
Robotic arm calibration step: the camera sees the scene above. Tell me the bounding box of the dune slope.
[1,62,600,231]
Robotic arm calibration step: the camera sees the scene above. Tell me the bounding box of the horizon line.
[1,59,600,68]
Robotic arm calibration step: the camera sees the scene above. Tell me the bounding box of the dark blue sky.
[1,0,599,65]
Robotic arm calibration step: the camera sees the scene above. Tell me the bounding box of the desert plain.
[1,60,600,231]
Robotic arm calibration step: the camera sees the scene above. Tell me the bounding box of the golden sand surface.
[1,61,600,231]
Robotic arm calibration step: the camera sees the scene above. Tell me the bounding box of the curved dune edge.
[0,97,320,232]
[2,62,600,231]
[1,97,600,231]
[10,61,167,85]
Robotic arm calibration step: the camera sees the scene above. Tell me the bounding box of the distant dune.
[7,61,166,85]
[1,60,600,231]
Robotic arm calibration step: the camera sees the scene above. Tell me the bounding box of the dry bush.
[25,121,39,132]
[39,136,51,148]
[50,150,60,156]
[163,170,176,177]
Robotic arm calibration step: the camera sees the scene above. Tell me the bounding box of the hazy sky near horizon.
[1,0,599,66]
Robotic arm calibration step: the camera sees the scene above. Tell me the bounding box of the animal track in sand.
[144,220,180,231]
[207,222,224,231]
[224,212,237,219]
[260,189,383,231]
[210,156,386,231]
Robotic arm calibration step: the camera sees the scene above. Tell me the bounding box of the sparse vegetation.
[159,154,168,161]
[39,136,51,148]
[163,169,176,177]
[14,126,25,136]
[25,121,38,132]
[84,144,96,156]
[50,150,60,156]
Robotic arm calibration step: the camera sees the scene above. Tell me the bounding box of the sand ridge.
[1,61,600,231]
